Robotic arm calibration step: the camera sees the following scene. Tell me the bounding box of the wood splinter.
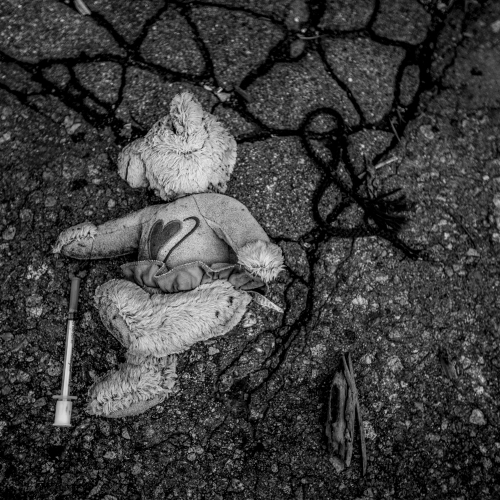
[326,352,367,475]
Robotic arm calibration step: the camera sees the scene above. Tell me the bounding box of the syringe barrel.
[69,277,81,313]
[60,319,75,396]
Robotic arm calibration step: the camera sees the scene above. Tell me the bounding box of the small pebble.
[242,311,257,328]
[33,397,47,408]
[61,473,76,485]
[363,420,377,440]
[469,409,486,426]
[215,91,231,103]
[2,226,16,241]
[388,330,402,341]
[420,124,435,140]
[99,421,111,436]
[361,353,373,365]
[466,248,480,257]
[230,478,245,491]
[387,355,403,372]
[352,295,368,306]
[1,106,13,118]
[17,371,30,383]
[493,193,500,210]
[47,364,62,377]
[20,209,33,222]
[0,132,11,144]
[45,196,57,208]
[290,39,305,58]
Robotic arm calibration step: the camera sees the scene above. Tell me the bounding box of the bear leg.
[94,279,152,348]
[95,279,251,358]
[126,280,252,357]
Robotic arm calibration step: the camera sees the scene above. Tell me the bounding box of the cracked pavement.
[1,0,500,498]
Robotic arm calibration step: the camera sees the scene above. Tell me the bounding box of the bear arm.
[53,209,149,260]
[193,194,284,282]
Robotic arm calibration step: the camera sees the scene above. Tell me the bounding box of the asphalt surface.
[0,1,499,499]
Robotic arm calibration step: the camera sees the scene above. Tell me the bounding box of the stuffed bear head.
[117,92,237,201]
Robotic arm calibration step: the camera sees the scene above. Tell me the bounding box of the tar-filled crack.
[0,0,477,457]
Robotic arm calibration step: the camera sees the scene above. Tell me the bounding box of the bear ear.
[117,139,149,189]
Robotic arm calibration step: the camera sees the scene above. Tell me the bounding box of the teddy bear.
[53,92,285,418]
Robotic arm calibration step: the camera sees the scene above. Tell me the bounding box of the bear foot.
[86,355,177,418]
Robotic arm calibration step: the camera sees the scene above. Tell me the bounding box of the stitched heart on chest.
[148,217,201,262]
[149,220,182,260]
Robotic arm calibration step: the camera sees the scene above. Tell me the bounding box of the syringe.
[53,276,80,426]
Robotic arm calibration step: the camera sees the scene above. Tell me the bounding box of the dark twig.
[326,352,367,475]
[326,371,348,459]
[344,376,356,467]
[346,352,367,476]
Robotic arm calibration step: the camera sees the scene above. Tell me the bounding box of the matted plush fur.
[87,355,177,418]
[95,279,252,358]
[237,240,285,283]
[52,221,97,255]
[117,92,237,200]
[90,279,251,417]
